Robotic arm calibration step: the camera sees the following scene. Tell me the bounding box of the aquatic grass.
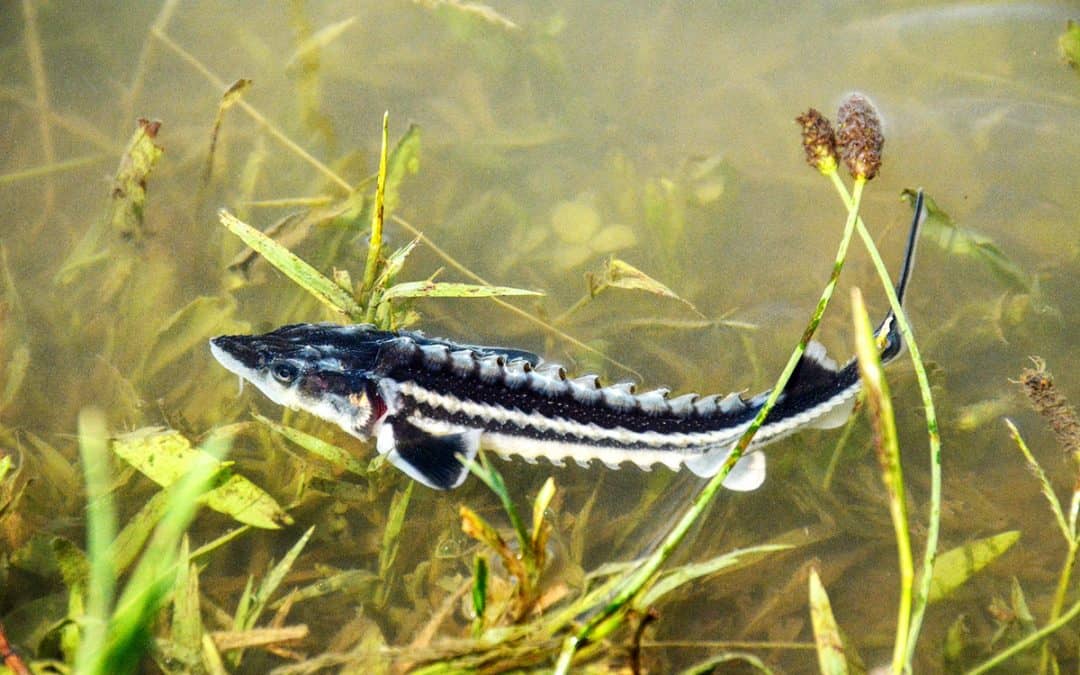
[851,286,913,673]
[963,418,1080,673]
[4,7,1049,665]
[459,452,554,621]
[360,111,390,319]
[806,116,943,669]
[227,526,314,668]
[1005,361,1080,673]
[551,99,878,672]
[152,25,642,376]
[70,412,230,675]
[808,567,848,675]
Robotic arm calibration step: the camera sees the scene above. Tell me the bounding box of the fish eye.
[271,362,298,384]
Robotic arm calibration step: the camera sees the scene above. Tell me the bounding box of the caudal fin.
[877,189,926,364]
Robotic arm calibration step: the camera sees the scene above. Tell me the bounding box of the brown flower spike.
[795,108,838,175]
[836,93,884,180]
[1018,357,1080,463]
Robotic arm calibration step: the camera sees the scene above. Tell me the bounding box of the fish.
[210,193,925,491]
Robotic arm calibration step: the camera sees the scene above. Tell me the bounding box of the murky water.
[2,1,1078,672]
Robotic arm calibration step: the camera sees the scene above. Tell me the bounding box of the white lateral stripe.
[395,379,861,451]
[398,381,744,448]
[405,413,688,471]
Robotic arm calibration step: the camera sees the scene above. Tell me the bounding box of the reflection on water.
[1,0,1077,671]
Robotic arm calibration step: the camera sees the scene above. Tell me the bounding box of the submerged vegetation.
[1,3,1078,673]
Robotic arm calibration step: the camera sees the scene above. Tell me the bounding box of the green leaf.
[638,544,792,608]
[109,487,171,575]
[379,482,414,581]
[928,531,1021,602]
[1059,19,1080,70]
[382,123,422,215]
[374,237,420,291]
[252,412,369,476]
[531,477,555,552]
[218,209,364,319]
[112,428,292,529]
[270,568,378,608]
[242,526,315,630]
[381,280,541,301]
[602,258,680,298]
[100,437,227,675]
[472,555,489,626]
[809,568,849,675]
[171,538,204,660]
[1,345,29,412]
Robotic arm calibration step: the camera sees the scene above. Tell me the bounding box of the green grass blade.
[1006,419,1070,542]
[108,487,171,575]
[361,111,390,313]
[809,568,849,675]
[377,482,414,605]
[171,537,204,666]
[245,526,316,630]
[637,544,792,609]
[380,280,542,301]
[92,436,229,675]
[74,408,116,673]
[828,177,943,668]
[852,285,913,674]
[218,208,364,319]
[252,412,369,476]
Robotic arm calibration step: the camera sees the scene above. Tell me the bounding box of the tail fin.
[877,189,926,364]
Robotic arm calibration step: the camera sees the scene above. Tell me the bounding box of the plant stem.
[1041,534,1078,673]
[966,595,1080,675]
[362,112,389,322]
[826,170,942,672]
[564,167,867,660]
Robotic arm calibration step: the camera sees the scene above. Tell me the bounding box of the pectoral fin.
[377,417,480,490]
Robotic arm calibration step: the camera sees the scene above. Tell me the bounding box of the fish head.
[210,323,391,437]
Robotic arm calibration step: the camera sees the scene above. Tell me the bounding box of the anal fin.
[377,417,480,490]
[684,447,767,492]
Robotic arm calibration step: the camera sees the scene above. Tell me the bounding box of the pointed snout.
[209,335,262,372]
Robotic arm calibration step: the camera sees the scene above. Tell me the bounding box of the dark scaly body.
[211,194,924,490]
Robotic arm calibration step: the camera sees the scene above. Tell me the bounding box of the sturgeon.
[211,193,924,490]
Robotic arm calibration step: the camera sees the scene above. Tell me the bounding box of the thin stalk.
[125,0,181,121]
[562,172,868,662]
[826,170,942,671]
[821,396,862,491]
[966,596,1080,675]
[21,0,56,205]
[362,112,389,322]
[1041,538,1078,673]
[852,286,913,673]
[0,154,109,185]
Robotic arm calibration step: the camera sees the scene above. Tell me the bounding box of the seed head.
[836,93,884,180]
[1018,357,1080,462]
[795,109,838,175]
